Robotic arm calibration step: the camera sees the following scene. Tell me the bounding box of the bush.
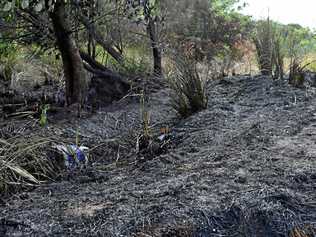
[168,55,208,118]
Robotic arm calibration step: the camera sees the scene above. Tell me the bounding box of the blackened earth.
[1,76,316,236]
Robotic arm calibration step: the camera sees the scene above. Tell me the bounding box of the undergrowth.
[0,42,18,81]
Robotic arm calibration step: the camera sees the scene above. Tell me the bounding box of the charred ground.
[1,75,316,237]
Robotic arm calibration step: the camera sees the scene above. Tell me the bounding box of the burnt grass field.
[1,75,316,236]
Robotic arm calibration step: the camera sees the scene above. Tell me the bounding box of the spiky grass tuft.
[253,17,273,76]
[289,59,305,87]
[168,56,208,118]
[272,32,285,80]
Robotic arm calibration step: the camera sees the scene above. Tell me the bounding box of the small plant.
[168,55,208,118]
[39,104,50,127]
[75,126,80,147]
[288,59,315,88]
[136,90,151,152]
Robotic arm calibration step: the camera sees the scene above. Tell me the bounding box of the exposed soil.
[1,75,316,237]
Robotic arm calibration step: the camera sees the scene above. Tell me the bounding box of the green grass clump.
[168,55,208,118]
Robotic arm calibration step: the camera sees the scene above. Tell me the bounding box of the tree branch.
[79,13,124,64]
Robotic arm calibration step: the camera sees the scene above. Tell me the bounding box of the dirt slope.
[1,76,316,237]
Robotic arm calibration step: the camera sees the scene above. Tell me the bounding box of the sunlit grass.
[91,44,152,75]
[302,53,316,71]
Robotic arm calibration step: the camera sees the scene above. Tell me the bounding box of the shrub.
[168,55,208,118]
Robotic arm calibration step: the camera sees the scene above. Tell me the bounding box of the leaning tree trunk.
[50,1,88,105]
[79,14,124,64]
[147,18,162,76]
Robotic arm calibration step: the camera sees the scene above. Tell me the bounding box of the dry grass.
[303,53,316,72]
[0,135,63,195]
[289,225,316,237]
[167,55,208,118]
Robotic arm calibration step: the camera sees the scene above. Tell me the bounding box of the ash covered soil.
[1,75,316,236]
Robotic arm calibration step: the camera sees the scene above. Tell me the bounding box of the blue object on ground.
[55,144,89,170]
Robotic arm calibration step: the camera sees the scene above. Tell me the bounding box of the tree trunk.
[147,19,162,76]
[50,1,88,105]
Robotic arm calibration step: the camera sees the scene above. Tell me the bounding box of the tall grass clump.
[254,17,286,79]
[272,31,285,79]
[253,17,273,76]
[286,29,312,88]
[0,136,63,195]
[289,59,305,87]
[167,55,208,118]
